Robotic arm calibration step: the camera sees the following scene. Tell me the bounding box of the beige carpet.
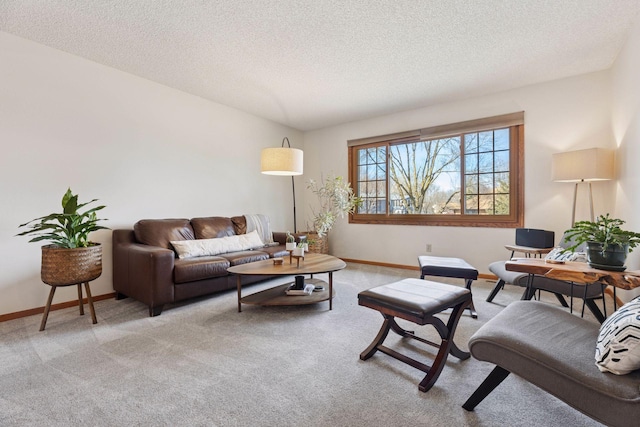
[0,263,606,426]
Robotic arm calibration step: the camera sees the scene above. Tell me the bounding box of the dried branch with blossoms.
[306,175,362,237]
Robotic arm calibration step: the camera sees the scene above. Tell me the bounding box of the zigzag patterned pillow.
[595,296,640,375]
[544,247,587,262]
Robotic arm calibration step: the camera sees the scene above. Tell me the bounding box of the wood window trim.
[348,112,524,147]
[348,114,524,228]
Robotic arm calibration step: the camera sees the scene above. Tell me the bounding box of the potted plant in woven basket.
[563,213,640,271]
[305,175,362,254]
[17,188,108,286]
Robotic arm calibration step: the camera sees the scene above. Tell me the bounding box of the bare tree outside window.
[388,137,460,214]
[348,113,523,227]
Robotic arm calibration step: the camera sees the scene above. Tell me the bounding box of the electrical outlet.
[426,244,432,252]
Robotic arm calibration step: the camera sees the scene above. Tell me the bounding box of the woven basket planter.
[41,244,103,286]
[305,232,329,254]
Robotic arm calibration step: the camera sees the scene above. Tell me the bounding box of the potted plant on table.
[563,213,640,271]
[305,175,362,254]
[17,188,108,286]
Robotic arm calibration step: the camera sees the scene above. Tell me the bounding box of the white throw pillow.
[595,296,640,375]
[237,230,265,250]
[170,231,264,259]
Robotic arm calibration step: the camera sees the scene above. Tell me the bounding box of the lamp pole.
[282,137,298,233]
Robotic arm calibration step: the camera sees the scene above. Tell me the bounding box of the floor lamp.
[551,148,615,226]
[260,137,303,232]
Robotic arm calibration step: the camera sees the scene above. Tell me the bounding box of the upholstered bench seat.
[358,278,472,392]
[463,300,640,426]
[358,279,471,320]
[418,255,478,318]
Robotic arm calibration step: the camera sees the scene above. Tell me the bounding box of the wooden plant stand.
[40,281,97,331]
[39,244,102,331]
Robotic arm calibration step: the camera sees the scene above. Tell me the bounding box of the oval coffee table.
[227,252,346,312]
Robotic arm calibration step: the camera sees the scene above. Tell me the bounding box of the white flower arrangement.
[307,175,362,237]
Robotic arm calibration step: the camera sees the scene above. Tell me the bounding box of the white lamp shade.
[551,148,615,182]
[261,147,303,176]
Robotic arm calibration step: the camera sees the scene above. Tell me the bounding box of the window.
[348,112,524,227]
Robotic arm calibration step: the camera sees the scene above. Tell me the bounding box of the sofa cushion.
[170,231,265,259]
[596,296,640,375]
[191,216,236,239]
[219,250,269,266]
[260,245,290,258]
[174,256,230,284]
[134,219,195,249]
[231,215,246,235]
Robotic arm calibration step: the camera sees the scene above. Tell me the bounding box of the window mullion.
[460,133,466,217]
[386,142,390,216]
[348,118,523,228]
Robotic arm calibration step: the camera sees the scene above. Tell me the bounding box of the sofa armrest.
[273,232,308,245]
[112,229,176,313]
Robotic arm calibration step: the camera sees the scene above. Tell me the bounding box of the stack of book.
[285,283,315,296]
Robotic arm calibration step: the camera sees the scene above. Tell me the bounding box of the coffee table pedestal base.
[239,278,334,308]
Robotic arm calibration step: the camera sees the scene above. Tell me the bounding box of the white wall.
[4,20,638,317]
[0,32,302,316]
[304,71,617,273]
[612,16,640,297]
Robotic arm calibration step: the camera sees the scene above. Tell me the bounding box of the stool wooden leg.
[465,279,478,318]
[84,282,97,325]
[389,317,414,337]
[418,299,470,392]
[40,286,57,331]
[77,284,84,315]
[360,315,393,360]
[444,299,471,360]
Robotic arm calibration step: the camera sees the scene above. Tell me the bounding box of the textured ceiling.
[1,1,640,131]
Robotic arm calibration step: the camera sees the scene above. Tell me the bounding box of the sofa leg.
[149,305,164,317]
[115,292,128,300]
[462,366,510,411]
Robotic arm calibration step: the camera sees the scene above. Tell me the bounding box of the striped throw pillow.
[595,296,640,375]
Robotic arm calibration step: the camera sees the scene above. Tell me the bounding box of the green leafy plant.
[17,188,108,248]
[307,175,363,237]
[563,213,640,253]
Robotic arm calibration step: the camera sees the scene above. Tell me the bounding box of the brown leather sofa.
[112,216,303,316]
